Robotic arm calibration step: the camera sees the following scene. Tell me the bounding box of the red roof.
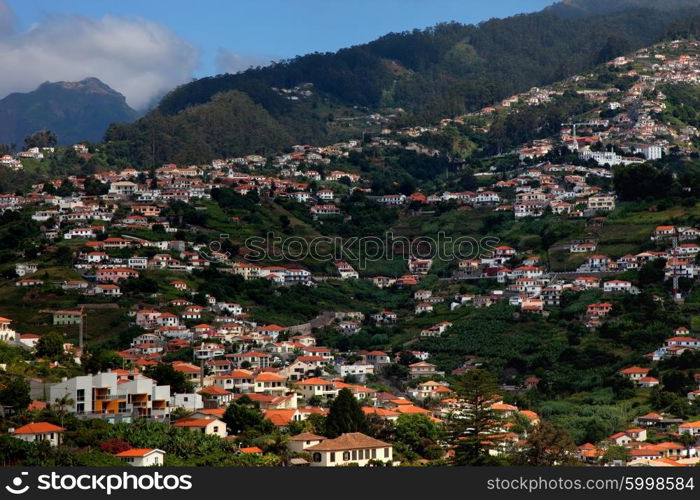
[115,448,162,457]
[13,422,65,434]
[260,324,285,331]
[255,372,286,382]
[297,377,334,386]
[173,418,218,427]
[198,385,231,396]
[619,366,649,375]
[264,409,298,426]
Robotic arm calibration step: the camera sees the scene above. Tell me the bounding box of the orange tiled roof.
[305,432,389,452]
[13,422,65,434]
[263,409,297,426]
[173,418,218,427]
[115,448,161,457]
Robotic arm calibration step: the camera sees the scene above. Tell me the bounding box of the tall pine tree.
[447,369,502,465]
[325,388,368,438]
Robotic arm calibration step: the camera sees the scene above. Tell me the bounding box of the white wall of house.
[309,446,392,467]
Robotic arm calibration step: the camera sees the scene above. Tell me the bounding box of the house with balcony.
[53,309,82,326]
[363,350,391,367]
[296,377,338,401]
[0,316,19,344]
[198,386,233,406]
[408,361,443,379]
[212,370,255,393]
[587,195,615,211]
[95,267,139,283]
[619,366,649,382]
[603,280,634,293]
[49,371,170,420]
[225,351,269,370]
[253,372,288,396]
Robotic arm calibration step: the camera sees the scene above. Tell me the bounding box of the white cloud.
[0,1,199,109]
[215,48,277,74]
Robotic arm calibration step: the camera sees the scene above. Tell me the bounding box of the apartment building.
[49,372,170,421]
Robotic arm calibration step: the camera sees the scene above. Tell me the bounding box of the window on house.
[384,448,389,458]
[343,452,350,461]
[312,453,322,463]
[352,450,357,461]
[372,449,376,459]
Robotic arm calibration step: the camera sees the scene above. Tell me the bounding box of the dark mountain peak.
[0,78,138,146]
[36,77,123,98]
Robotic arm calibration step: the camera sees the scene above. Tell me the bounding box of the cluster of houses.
[577,414,700,466]
[4,43,700,467]
[462,40,700,167]
[4,307,563,466]
[566,43,700,164]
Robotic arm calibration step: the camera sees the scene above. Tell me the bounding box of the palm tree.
[678,432,697,460]
[54,394,74,427]
[254,432,291,466]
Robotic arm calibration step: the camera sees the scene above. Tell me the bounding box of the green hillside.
[106,1,700,164]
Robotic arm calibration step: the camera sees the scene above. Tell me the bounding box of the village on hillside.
[1,40,700,467]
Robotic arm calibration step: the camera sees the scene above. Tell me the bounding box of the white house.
[109,181,138,197]
[0,316,20,344]
[317,190,334,201]
[603,280,633,293]
[305,433,393,466]
[172,417,227,438]
[339,364,374,381]
[678,421,700,437]
[115,448,166,466]
[288,432,326,454]
[12,422,66,446]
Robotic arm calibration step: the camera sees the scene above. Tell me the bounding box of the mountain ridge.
[106,0,700,164]
[0,77,139,148]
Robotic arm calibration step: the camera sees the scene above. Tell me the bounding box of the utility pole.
[78,307,85,350]
[671,228,683,304]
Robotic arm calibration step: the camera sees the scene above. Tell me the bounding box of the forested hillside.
[106,0,700,164]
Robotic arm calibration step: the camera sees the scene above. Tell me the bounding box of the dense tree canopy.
[104,5,700,164]
[325,388,369,438]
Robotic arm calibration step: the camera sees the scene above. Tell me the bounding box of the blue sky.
[6,0,555,77]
